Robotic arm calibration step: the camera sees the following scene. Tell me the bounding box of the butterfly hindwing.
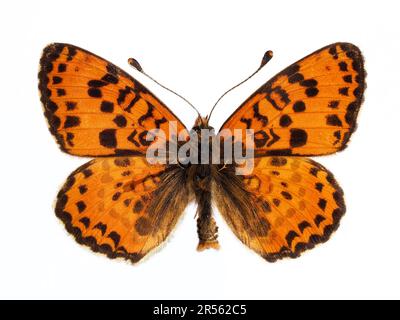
[55,157,189,263]
[213,157,345,261]
[220,43,365,156]
[39,43,186,157]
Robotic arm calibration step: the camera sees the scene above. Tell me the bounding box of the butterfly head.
[192,115,213,132]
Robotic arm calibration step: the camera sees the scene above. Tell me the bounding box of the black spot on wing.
[286,230,299,248]
[94,222,107,236]
[88,88,102,98]
[65,101,77,110]
[339,87,349,96]
[78,185,88,194]
[279,115,292,127]
[76,201,86,213]
[52,76,62,84]
[293,101,306,112]
[133,200,144,213]
[338,61,348,71]
[305,87,319,97]
[253,103,269,126]
[281,191,292,200]
[58,63,67,72]
[288,73,304,84]
[300,79,318,87]
[57,88,66,97]
[64,116,80,128]
[282,64,300,77]
[315,183,324,192]
[270,157,287,166]
[100,101,114,113]
[113,115,127,127]
[102,73,119,84]
[318,198,327,211]
[328,100,339,109]
[343,75,352,83]
[114,158,131,167]
[289,129,307,147]
[107,231,121,247]
[99,129,117,148]
[88,80,107,87]
[83,169,93,178]
[298,221,311,233]
[314,214,326,227]
[326,114,343,127]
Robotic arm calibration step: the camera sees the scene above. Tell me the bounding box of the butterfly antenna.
[207,50,273,121]
[128,58,201,118]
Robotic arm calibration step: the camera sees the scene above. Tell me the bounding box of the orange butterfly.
[38,43,365,263]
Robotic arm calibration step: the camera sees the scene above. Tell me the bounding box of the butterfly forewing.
[39,43,187,157]
[220,43,365,156]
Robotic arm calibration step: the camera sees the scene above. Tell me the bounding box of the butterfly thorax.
[190,115,216,165]
[187,116,223,190]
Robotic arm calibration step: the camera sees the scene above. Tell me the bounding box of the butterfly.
[38,42,365,263]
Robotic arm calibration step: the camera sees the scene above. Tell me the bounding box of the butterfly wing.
[39,43,186,156]
[56,157,189,263]
[220,43,365,156]
[213,157,345,261]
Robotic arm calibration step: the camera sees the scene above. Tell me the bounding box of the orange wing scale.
[239,157,345,261]
[56,157,186,262]
[39,43,186,157]
[221,43,365,156]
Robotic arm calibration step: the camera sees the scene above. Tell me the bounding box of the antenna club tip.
[260,50,274,67]
[128,57,143,72]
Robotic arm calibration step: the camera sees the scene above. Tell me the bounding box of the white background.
[1,0,399,299]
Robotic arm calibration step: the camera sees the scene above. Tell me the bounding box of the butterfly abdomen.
[187,163,220,251]
[196,189,219,251]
